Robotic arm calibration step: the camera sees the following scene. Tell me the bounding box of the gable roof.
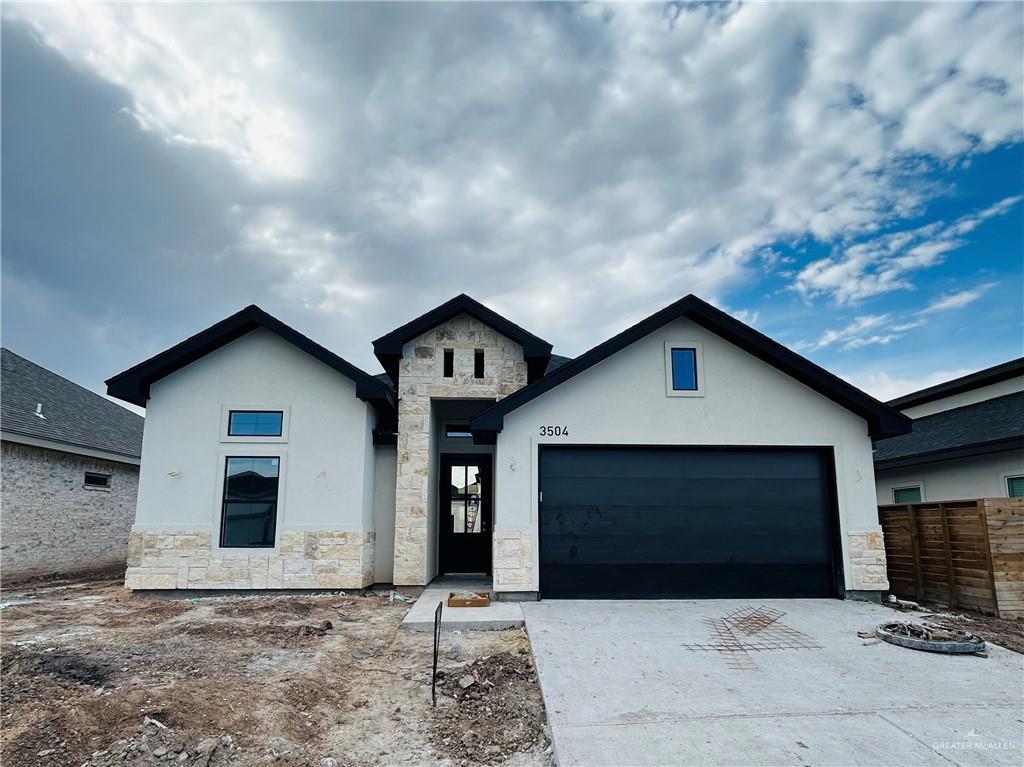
[2,348,144,460]
[874,391,1024,470]
[470,294,911,442]
[886,357,1024,411]
[106,305,395,417]
[372,294,553,384]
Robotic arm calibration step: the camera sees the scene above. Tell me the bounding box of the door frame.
[537,444,845,599]
[437,452,494,575]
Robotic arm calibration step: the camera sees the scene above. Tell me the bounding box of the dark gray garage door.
[539,447,840,599]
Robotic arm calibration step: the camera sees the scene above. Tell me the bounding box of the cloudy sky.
[2,2,1022,412]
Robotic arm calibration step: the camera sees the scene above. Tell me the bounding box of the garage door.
[539,447,839,599]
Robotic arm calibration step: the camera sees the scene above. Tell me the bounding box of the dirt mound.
[432,650,549,764]
[83,720,260,767]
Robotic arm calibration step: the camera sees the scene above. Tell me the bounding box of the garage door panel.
[539,447,838,599]
[543,477,828,507]
[541,563,836,599]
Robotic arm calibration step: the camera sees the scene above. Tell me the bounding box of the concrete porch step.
[400,577,525,631]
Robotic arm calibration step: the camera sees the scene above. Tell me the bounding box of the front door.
[439,454,493,575]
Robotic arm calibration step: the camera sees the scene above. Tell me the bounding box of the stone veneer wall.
[493,532,533,592]
[1,441,139,579]
[124,529,374,590]
[847,529,889,591]
[393,314,528,585]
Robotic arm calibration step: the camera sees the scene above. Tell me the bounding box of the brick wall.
[1,441,139,579]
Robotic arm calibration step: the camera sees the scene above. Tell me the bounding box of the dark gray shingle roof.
[2,348,144,459]
[873,391,1024,465]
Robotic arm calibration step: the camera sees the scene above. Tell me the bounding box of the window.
[84,472,111,490]
[664,341,704,396]
[443,348,454,378]
[474,349,485,379]
[445,423,473,439]
[228,410,283,437]
[220,456,279,547]
[893,485,922,504]
[1007,476,1024,498]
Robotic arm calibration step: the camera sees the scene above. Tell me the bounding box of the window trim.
[212,448,287,552]
[1004,474,1024,499]
[220,405,290,443]
[83,471,112,491]
[892,483,924,504]
[664,341,705,397]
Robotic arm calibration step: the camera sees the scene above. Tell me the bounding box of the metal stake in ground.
[432,601,443,706]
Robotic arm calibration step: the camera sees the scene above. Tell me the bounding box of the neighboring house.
[107,294,911,600]
[1,348,144,580]
[874,358,1024,504]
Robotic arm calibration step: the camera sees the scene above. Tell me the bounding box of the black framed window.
[670,347,698,390]
[893,485,922,504]
[228,410,283,437]
[84,471,111,490]
[474,349,485,378]
[443,348,454,377]
[445,424,473,439]
[220,456,280,547]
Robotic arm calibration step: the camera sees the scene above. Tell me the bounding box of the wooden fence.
[878,498,1024,618]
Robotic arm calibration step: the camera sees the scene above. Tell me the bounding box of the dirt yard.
[0,574,552,767]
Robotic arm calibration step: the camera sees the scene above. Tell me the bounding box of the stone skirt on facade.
[124,529,375,590]
[847,529,889,591]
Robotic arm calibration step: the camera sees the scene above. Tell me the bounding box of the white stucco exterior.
[126,329,382,589]
[876,452,1024,503]
[899,375,1023,419]
[492,316,883,594]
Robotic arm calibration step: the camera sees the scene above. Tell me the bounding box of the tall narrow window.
[671,348,698,390]
[474,348,485,378]
[221,456,279,547]
[443,348,454,378]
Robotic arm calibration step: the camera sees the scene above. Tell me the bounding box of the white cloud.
[3,1,1022,363]
[5,3,312,180]
[799,314,893,351]
[921,282,999,314]
[793,198,1021,304]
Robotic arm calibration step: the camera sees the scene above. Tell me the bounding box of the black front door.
[439,454,493,575]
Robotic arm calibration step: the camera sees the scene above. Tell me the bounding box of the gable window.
[221,456,279,547]
[228,410,283,437]
[893,485,922,504]
[445,423,473,439]
[1007,476,1024,498]
[474,349,485,379]
[443,348,454,378]
[664,341,704,397]
[84,472,111,490]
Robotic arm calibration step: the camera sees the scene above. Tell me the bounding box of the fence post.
[908,504,924,601]
[938,503,957,609]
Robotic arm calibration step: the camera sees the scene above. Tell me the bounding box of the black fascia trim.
[874,436,1024,471]
[106,305,396,417]
[372,294,553,384]
[470,294,911,442]
[886,357,1024,410]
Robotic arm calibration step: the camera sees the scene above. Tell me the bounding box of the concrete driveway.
[523,600,1023,767]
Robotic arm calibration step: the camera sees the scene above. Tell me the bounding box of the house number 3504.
[539,425,569,437]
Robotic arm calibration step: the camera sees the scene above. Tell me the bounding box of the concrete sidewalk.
[524,599,1023,767]
[400,577,525,631]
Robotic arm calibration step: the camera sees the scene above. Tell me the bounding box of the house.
[107,294,911,599]
[1,348,144,580]
[874,358,1024,504]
